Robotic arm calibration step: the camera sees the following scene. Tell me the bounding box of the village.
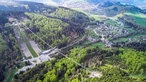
[85,20,137,47]
[9,16,146,76]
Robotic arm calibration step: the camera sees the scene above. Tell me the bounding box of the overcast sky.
[0,0,146,7]
[17,0,59,5]
[0,0,62,5]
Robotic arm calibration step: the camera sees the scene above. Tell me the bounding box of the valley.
[0,1,146,82]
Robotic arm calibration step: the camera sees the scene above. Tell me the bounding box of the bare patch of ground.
[29,41,42,56]
[20,43,32,58]
[89,71,102,78]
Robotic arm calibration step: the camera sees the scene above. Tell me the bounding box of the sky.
[16,0,59,5]
[0,0,74,6]
[0,0,146,8]
[0,0,61,5]
[0,0,17,5]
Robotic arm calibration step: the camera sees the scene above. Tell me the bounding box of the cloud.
[0,0,62,6]
[15,0,59,5]
[0,0,18,5]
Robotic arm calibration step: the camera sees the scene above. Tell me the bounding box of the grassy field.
[90,14,102,21]
[73,8,104,21]
[113,31,146,43]
[104,19,118,26]
[4,68,18,82]
[20,30,38,57]
[124,12,146,27]
[26,43,38,57]
[90,42,105,48]
[114,38,129,43]
[112,13,125,20]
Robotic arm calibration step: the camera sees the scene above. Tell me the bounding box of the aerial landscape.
[0,0,146,82]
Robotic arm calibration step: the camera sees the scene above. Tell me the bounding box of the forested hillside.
[0,2,91,82]
[25,13,70,49]
[0,1,146,82]
[14,47,146,82]
[50,7,89,25]
[0,12,23,82]
[24,7,89,49]
[94,1,146,17]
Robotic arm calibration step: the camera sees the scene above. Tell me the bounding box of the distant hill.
[59,0,146,17]
[41,0,145,17]
[0,1,146,82]
[86,0,146,8]
[94,1,146,17]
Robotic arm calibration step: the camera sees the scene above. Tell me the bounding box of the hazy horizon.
[0,0,146,8]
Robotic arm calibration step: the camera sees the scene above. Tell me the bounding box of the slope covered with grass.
[124,12,146,27]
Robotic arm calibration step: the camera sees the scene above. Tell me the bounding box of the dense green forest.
[0,1,146,82]
[0,3,90,81]
[14,47,146,82]
[25,13,70,49]
[12,2,146,82]
[22,4,90,49]
[119,49,146,74]
[0,13,22,82]
[50,7,89,25]
[24,12,87,49]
